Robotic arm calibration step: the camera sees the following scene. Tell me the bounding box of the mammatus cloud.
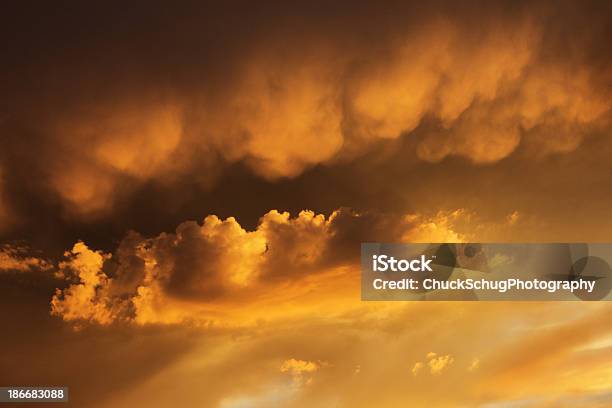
[1,2,609,219]
[48,103,186,215]
[40,34,611,217]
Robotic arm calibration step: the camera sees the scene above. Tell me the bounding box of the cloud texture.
[49,207,489,326]
[1,2,611,407]
[0,0,609,222]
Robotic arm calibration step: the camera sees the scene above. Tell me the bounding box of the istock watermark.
[361,243,612,301]
[371,254,434,272]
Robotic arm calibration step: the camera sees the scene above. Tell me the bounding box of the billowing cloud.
[50,242,120,325]
[48,207,514,326]
[48,102,185,216]
[0,1,609,223]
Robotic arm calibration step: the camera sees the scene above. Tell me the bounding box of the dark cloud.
[0,0,609,252]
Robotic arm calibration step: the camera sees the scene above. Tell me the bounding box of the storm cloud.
[0,0,609,248]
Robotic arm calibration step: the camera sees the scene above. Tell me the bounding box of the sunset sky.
[1,1,611,407]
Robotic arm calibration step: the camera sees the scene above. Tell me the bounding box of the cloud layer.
[0,0,609,222]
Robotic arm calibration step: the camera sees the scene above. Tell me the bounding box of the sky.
[0,1,611,407]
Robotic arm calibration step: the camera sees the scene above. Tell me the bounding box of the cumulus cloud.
[48,207,502,326]
[50,242,124,325]
[280,359,322,387]
[428,354,455,375]
[413,352,455,376]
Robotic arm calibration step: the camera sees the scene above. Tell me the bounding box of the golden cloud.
[50,242,118,325]
[48,207,516,327]
[0,244,52,272]
[2,5,607,220]
[427,353,455,375]
[280,358,323,387]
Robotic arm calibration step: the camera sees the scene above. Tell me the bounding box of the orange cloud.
[5,6,606,219]
[48,207,498,326]
[50,242,119,325]
[0,244,52,272]
[280,358,322,387]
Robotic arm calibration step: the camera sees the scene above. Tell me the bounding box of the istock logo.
[372,254,434,272]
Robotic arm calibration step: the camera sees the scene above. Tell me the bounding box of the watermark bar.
[361,243,612,301]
